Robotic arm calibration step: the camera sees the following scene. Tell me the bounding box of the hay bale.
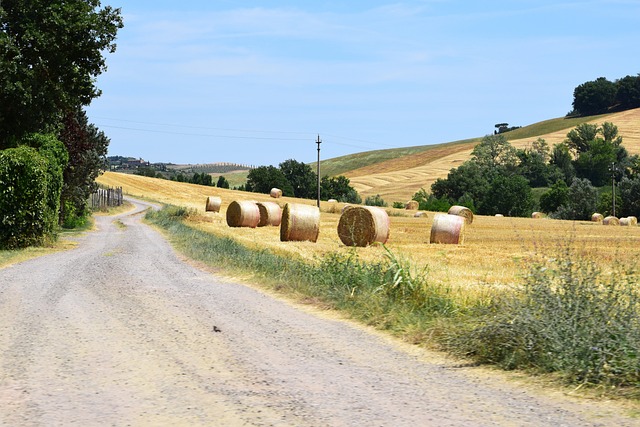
[620,217,631,226]
[531,212,543,219]
[205,196,221,213]
[226,200,260,228]
[495,214,504,217]
[603,216,620,226]
[414,211,428,218]
[341,204,353,214]
[337,206,390,247]
[448,205,473,224]
[591,213,604,223]
[405,200,419,210]
[628,216,638,226]
[328,199,338,203]
[280,203,320,242]
[270,188,283,198]
[256,201,282,227]
[430,214,465,244]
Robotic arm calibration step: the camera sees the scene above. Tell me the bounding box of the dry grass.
[98,172,640,298]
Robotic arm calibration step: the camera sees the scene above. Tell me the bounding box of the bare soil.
[0,199,637,426]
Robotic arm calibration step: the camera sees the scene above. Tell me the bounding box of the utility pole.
[316,134,321,208]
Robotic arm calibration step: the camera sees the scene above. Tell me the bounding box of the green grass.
[147,204,640,398]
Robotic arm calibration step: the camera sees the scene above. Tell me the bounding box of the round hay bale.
[337,206,390,247]
[328,199,338,203]
[628,216,638,226]
[531,212,543,219]
[341,204,353,214]
[495,214,504,217]
[270,188,283,198]
[414,211,428,218]
[405,200,419,210]
[448,205,473,224]
[620,217,631,226]
[205,196,221,213]
[256,201,282,227]
[226,200,260,228]
[430,214,465,245]
[603,216,620,226]
[280,203,320,242]
[591,213,604,223]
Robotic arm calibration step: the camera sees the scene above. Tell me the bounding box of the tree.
[614,74,640,110]
[617,176,640,218]
[320,175,361,203]
[0,0,123,145]
[550,143,575,184]
[431,161,490,204]
[552,178,598,220]
[539,180,569,214]
[572,77,617,116]
[565,123,599,155]
[246,166,293,196]
[516,140,554,187]
[58,108,109,225]
[216,175,230,189]
[279,159,317,199]
[479,174,533,217]
[471,134,519,171]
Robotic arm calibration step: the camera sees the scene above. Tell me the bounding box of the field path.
[0,199,636,426]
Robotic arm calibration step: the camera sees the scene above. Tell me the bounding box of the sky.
[86,0,640,167]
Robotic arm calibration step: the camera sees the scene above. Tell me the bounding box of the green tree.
[550,143,575,184]
[431,161,490,205]
[279,159,317,199]
[216,175,230,189]
[471,134,519,171]
[320,175,361,203]
[615,74,640,110]
[0,0,123,145]
[479,174,533,217]
[572,77,616,116]
[617,176,640,218]
[539,180,569,214]
[565,123,599,155]
[246,166,293,196]
[364,194,387,207]
[553,178,598,220]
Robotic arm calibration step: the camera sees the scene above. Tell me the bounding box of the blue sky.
[87,0,640,166]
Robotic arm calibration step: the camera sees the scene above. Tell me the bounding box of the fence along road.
[0,198,635,426]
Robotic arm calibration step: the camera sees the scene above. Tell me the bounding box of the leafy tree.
[539,180,569,214]
[431,161,490,204]
[565,123,599,155]
[553,178,598,220]
[479,174,533,217]
[320,175,361,204]
[572,77,616,116]
[0,0,123,145]
[58,109,109,224]
[617,176,640,218]
[216,175,230,189]
[279,159,317,199]
[412,188,450,212]
[471,134,519,171]
[550,143,575,184]
[517,142,554,187]
[614,74,640,110]
[246,166,293,196]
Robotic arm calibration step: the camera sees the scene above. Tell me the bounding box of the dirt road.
[0,199,636,426]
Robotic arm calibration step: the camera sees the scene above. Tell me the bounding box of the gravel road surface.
[0,199,637,426]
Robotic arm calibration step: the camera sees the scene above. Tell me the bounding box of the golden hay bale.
[256,201,282,227]
[603,216,620,226]
[628,216,638,226]
[448,205,473,224]
[430,214,465,245]
[205,196,221,213]
[620,217,631,226]
[337,206,390,247]
[531,212,544,219]
[405,200,419,210]
[414,211,428,218]
[226,200,260,228]
[280,203,320,242]
[270,188,283,198]
[591,213,604,223]
[328,198,338,203]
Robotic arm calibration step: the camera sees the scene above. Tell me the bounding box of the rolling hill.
[319,108,640,203]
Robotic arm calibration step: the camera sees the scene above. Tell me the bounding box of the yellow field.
[347,108,640,202]
[98,172,640,294]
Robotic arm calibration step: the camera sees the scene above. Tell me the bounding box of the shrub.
[364,194,387,207]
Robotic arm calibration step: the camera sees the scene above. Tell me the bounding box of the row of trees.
[0,1,123,248]
[420,122,640,219]
[244,159,362,204]
[571,74,640,116]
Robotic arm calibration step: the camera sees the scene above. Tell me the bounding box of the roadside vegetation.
[147,205,640,398]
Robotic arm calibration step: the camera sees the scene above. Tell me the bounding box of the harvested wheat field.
[98,172,640,296]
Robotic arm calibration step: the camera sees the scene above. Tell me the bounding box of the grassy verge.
[147,204,640,399]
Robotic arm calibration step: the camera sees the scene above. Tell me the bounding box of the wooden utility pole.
[316,135,321,208]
